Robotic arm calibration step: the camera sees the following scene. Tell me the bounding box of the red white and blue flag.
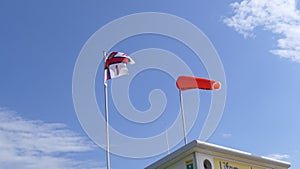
[104,51,135,85]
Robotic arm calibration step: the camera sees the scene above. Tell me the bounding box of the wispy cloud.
[224,0,300,62]
[221,133,232,138]
[267,153,290,160]
[0,108,104,169]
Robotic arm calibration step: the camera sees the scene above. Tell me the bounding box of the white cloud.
[0,108,104,169]
[267,153,290,160]
[221,133,232,138]
[224,0,300,62]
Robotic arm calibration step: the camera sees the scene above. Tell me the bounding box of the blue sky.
[0,0,300,169]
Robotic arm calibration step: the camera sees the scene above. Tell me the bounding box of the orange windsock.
[176,76,221,91]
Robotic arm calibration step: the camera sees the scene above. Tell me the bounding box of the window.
[203,159,212,169]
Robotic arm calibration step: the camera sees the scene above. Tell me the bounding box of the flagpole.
[103,51,111,169]
[165,126,170,154]
[179,90,187,145]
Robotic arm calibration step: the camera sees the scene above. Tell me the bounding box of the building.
[145,140,291,169]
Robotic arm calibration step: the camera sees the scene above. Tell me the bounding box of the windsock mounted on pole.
[176,76,221,91]
[176,75,221,145]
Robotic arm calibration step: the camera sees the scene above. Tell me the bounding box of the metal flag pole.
[165,125,170,154]
[179,90,187,145]
[103,51,111,169]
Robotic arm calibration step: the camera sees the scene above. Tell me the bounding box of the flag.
[104,51,135,85]
[176,75,221,91]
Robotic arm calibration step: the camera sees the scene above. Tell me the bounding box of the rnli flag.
[104,51,135,85]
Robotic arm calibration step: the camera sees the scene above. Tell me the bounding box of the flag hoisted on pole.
[104,51,135,86]
[103,51,135,169]
[176,75,221,145]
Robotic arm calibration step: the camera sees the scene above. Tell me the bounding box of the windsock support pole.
[179,90,187,145]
